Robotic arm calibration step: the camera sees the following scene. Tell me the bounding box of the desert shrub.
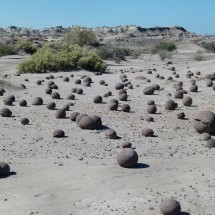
[18,43,106,73]
[131,49,145,59]
[151,41,177,54]
[202,41,215,52]
[65,26,97,47]
[0,43,17,57]
[194,50,205,61]
[159,50,173,61]
[96,45,131,62]
[15,40,37,54]
[78,50,107,71]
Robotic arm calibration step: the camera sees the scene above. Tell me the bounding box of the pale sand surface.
[0,54,215,215]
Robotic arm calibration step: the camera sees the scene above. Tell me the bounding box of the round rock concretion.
[160,198,181,215]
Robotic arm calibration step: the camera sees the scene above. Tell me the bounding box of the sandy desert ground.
[0,53,215,215]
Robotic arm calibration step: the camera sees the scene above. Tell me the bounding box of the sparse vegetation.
[202,41,215,52]
[0,43,17,57]
[15,40,38,54]
[159,50,173,61]
[194,50,205,61]
[152,41,177,54]
[65,26,98,47]
[96,45,131,63]
[18,43,107,73]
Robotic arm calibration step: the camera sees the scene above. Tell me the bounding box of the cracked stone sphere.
[116,148,138,168]
[160,198,181,215]
[193,111,215,134]
[0,162,10,176]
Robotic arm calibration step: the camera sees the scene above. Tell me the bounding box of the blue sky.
[0,0,214,35]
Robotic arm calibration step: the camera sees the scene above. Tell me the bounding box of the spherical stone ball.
[19,100,27,107]
[47,81,55,86]
[177,112,185,119]
[76,113,88,124]
[91,115,102,129]
[160,198,181,215]
[196,71,201,75]
[63,77,69,82]
[121,104,130,112]
[109,99,119,105]
[115,83,124,90]
[49,75,54,79]
[193,111,215,134]
[51,92,60,99]
[76,88,83,94]
[206,79,213,87]
[66,94,75,100]
[55,109,66,119]
[32,97,43,105]
[165,100,177,110]
[36,80,42,85]
[62,104,70,111]
[4,95,15,106]
[190,79,196,85]
[20,117,29,125]
[99,80,105,85]
[0,162,10,176]
[70,112,80,121]
[143,86,154,95]
[174,90,184,99]
[145,116,154,122]
[83,76,92,83]
[71,87,77,93]
[45,88,52,94]
[128,84,133,89]
[205,139,215,149]
[175,74,179,78]
[147,105,157,114]
[51,84,58,89]
[200,133,211,141]
[105,129,118,139]
[155,74,160,78]
[142,128,154,137]
[119,93,128,101]
[116,148,138,168]
[53,129,65,138]
[109,102,118,111]
[175,85,182,91]
[0,108,12,117]
[182,96,192,106]
[190,85,198,92]
[93,95,103,104]
[70,74,74,78]
[84,81,91,87]
[151,84,160,91]
[122,142,132,148]
[78,116,95,130]
[45,101,55,110]
[20,84,26,89]
[75,79,81,84]
[147,100,155,105]
[167,76,173,80]
[107,91,112,96]
[118,89,127,95]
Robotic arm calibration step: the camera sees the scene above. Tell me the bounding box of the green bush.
[96,45,131,62]
[65,26,98,47]
[0,43,17,57]
[202,41,215,52]
[15,40,37,54]
[152,41,177,54]
[194,50,205,61]
[158,50,173,61]
[18,43,107,73]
